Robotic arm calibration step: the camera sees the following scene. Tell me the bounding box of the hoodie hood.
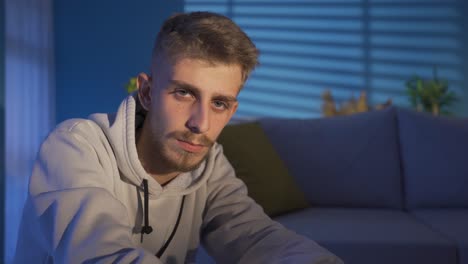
[89,93,210,197]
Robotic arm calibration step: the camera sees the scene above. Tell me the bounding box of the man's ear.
[137,73,152,111]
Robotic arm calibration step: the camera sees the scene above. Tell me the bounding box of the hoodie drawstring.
[140,179,187,259]
[141,179,153,239]
[156,194,186,258]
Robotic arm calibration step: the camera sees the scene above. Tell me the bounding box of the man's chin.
[174,157,206,172]
[170,149,209,172]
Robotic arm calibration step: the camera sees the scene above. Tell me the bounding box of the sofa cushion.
[217,122,309,217]
[411,209,468,264]
[397,108,468,209]
[259,107,403,208]
[274,208,457,264]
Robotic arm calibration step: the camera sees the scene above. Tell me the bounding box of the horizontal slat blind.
[185,0,463,118]
[368,0,463,107]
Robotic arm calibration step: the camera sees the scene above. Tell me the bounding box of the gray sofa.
[197,107,468,264]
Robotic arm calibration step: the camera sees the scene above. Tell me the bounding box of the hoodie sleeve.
[14,122,162,264]
[201,145,344,264]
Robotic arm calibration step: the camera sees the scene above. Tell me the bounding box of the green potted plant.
[125,77,138,93]
[406,67,458,116]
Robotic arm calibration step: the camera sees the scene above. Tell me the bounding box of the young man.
[14,12,343,264]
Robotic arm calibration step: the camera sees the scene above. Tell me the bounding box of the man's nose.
[186,103,210,134]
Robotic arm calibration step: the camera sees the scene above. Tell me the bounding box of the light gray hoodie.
[14,94,343,264]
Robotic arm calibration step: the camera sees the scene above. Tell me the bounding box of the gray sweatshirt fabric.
[13,94,343,264]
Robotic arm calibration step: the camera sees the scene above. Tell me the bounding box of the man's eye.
[175,89,191,97]
[213,101,228,110]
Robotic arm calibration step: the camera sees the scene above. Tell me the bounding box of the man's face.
[140,58,242,173]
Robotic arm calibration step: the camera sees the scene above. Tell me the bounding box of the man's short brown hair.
[152,11,259,82]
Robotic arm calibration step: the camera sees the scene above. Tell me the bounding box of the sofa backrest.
[397,108,468,209]
[259,107,403,209]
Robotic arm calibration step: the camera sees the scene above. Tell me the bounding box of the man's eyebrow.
[170,80,238,102]
[213,94,238,103]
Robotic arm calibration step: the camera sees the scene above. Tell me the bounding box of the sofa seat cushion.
[259,107,403,209]
[397,108,468,209]
[274,208,457,264]
[412,209,468,264]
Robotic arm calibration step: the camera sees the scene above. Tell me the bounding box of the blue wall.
[54,1,184,123]
[0,0,5,261]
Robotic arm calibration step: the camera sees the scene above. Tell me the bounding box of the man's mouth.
[176,139,206,153]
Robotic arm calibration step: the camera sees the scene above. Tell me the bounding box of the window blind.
[185,0,463,118]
